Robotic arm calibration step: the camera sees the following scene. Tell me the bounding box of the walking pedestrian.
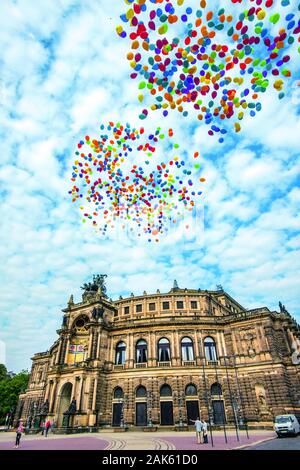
[191,417,203,444]
[14,419,24,448]
[201,419,208,444]
[45,419,51,437]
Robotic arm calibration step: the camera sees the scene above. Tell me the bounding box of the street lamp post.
[223,355,239,442]
[147,391,153,427]
[200,353,214,447]
[178,392,185,427]
[230,355,249,439]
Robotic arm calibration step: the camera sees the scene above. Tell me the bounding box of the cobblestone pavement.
[244,435,300,450]
[0,430,275,451]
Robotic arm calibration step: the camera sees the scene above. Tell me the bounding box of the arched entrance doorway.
[211,382,226,425]
[185,384,200,424]
[112,387,124,427]
[160,384,174,425]
[135,386,147,426]
[57,382,73,427]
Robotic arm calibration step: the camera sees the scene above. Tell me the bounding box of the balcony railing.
[135,363,147,368]
[157,361,171,367]
[113,364,125,370]
[206,360,219,366]
[182,360,196,367]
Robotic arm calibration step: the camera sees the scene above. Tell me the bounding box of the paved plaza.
[0,430,276,451]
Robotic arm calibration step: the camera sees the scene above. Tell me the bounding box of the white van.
[274,414,300,437]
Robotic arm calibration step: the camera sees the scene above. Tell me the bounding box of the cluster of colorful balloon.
[69,122,205,241]
[117,0,300,141]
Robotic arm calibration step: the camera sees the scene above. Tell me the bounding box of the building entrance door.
[186,400,200,424]
[57,382,73,427]
[112,403,122,426]
[136,402,147,426]
[160,401,174,425]
[212,400,226,425]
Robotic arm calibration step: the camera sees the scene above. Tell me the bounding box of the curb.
[232,436,276,450]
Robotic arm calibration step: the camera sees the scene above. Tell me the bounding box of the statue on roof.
[279,301,290,315]
[92,306,104,320]
[81,274,108,298]
[173,279,179,290]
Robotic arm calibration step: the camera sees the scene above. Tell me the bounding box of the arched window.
[136,339,148,363]
[160,384,172,397]
[181,337,194,361]
[72,315,89,332]
[113,387,124,399]
[211,382,222,396]
[158,338,171,362]
[115,341,126,365]
[204,336,217,361]
[136,386,147,398]
[185,384,197,396]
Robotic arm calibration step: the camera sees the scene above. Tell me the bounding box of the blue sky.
[0,0,300,372]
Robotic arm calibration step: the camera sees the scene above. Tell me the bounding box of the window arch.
[113,387,124,399]
[136,386,147,398]
[158,338,171,362]
[136,339,148,364]
[204,336,217,361]
[185,383,197,396]
[72,315,89,332]
[181,337,194,361]
[160,384,172,397]
[211,382,222,396]
[115,341,126,365]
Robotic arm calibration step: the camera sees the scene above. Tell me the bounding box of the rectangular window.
[162,301,170,310]
[191,301,197,309]
[149,302,156,311]
[124,306,130,315]
[176,301,184,309]
[136,304,142,313]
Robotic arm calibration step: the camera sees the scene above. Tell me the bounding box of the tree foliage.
[0,364,29,424]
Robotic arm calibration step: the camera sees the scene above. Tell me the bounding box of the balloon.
[117,0,299,142]
[69,122,205,240]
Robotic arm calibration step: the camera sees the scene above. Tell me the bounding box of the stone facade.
[16,282,300,430]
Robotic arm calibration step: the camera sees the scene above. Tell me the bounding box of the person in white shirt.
[190,417,203,444]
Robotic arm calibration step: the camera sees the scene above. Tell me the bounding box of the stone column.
[194,329,200,361]
[55,339,63,365]
[92,378,98,411]
[88,329,94,359]
[110,337,114,367]
[173,330,180,366]
[220,331,227,357]
[96,331,101,359]
[44,381,51,401]
[49,380,58,413]
[65,335,71,364]
[148,331,155,367]
[128,333,134,369]
[198,332,204,360]
[78,377,85,412]
[217,332,224,357]
[75,377,81,409]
